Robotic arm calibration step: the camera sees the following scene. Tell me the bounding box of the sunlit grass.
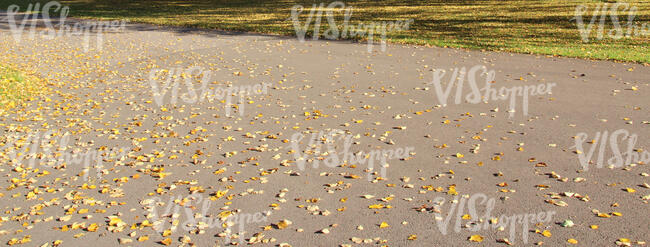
[1,0,648,62]
[0,65,44,111]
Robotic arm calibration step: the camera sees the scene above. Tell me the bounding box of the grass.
[0,0,648,63]
[0,65,44,111]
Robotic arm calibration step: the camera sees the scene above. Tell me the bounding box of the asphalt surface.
[0,12,648,247]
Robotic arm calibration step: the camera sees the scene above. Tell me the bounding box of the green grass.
[1,0,649,63]
[0,65,43,111]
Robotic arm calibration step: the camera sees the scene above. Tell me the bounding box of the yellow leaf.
[408,234,417,240]
[141,220,153,227]
[277,220,290,229]
[161,238,172,245]
[567,238,578,244]
[108,217,123,226]
[379,222,389,228]
[7,238,18,245]
[86,223,98,232]
[448,185,458,195]
[211,190,228,200]
[217,211,232,221]
[541,230,552,237]
[469,235,484,242]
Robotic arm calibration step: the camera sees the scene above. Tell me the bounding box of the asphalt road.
[0,13,648,247]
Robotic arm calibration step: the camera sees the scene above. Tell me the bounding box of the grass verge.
[0,65,44,112]
[0,0,648,63]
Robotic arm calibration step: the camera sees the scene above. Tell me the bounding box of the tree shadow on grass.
[0,0,647,61]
